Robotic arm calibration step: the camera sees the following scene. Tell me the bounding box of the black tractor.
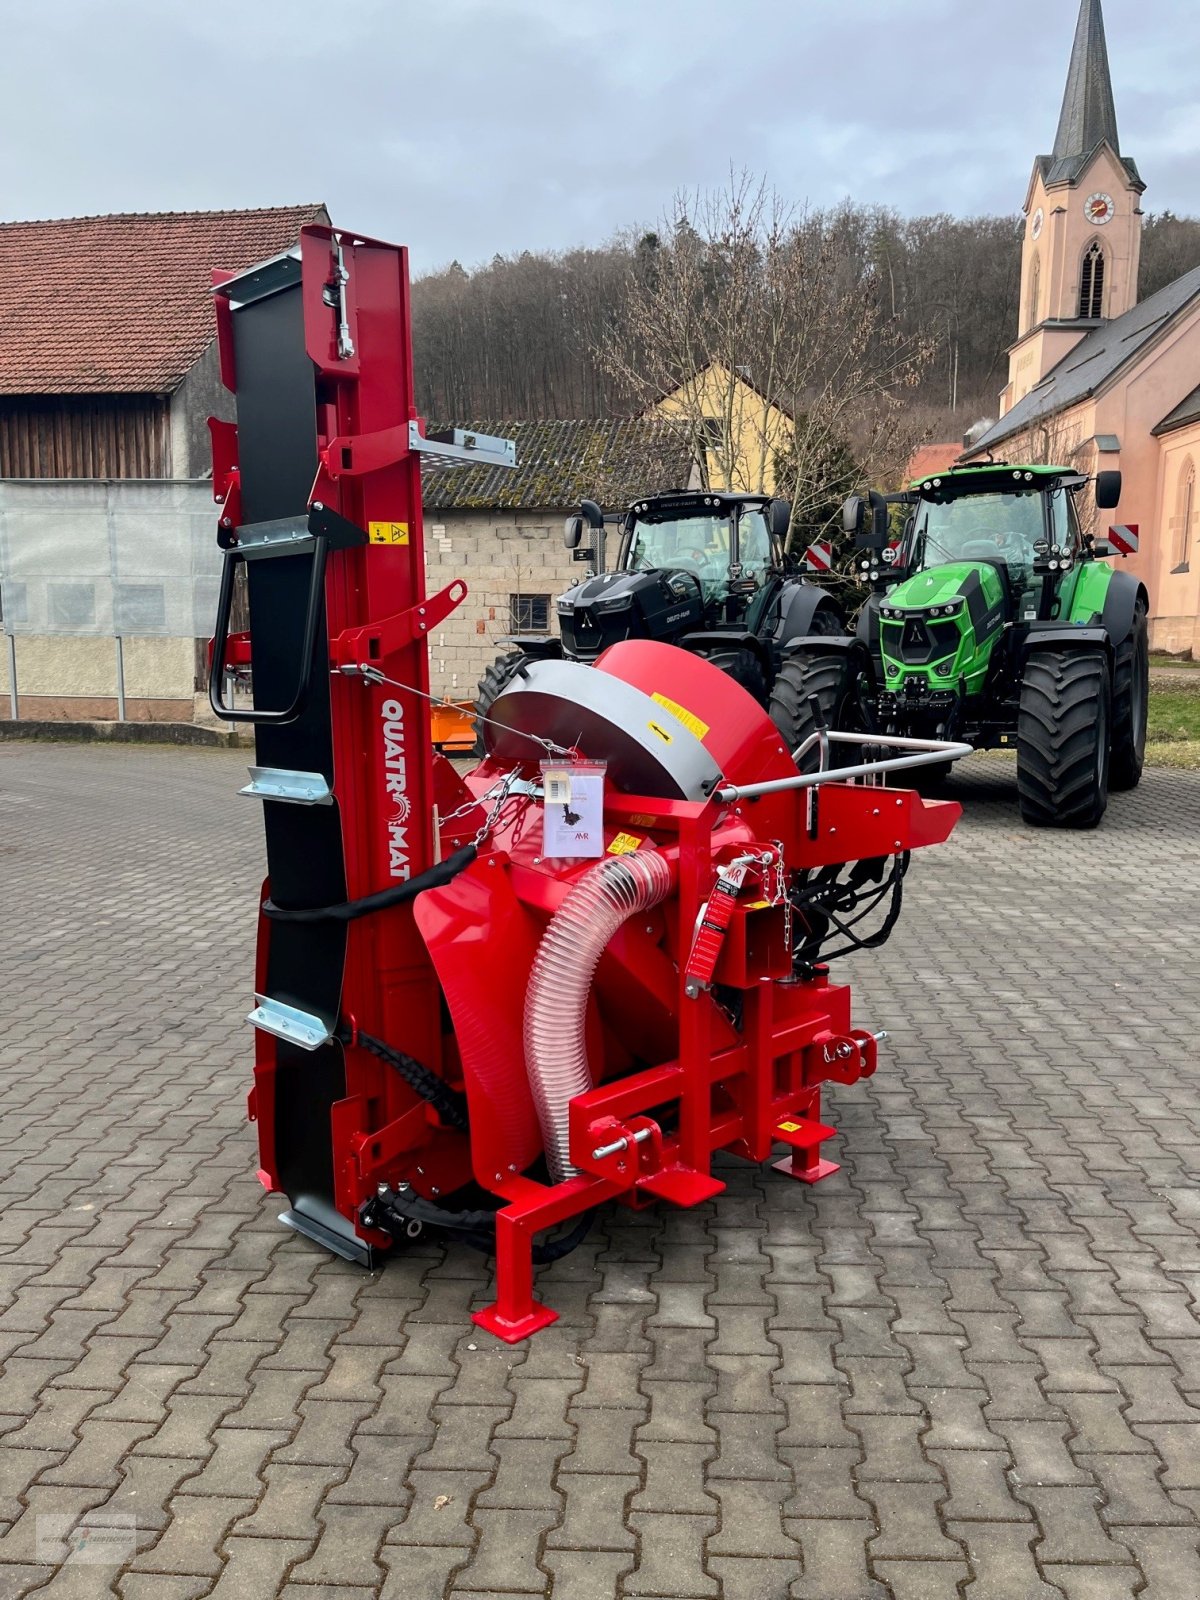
[474,489,843,733]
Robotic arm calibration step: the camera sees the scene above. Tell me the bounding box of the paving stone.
[787,1518,888,1600]
[950,1522,1065,1600]
[863,1481,965,1560]
[873,1560,973,1600]
[206,1536,311,1599]
[1040,1567,1143,1600]
[546,1473,637,1552]
[233,1462,347,1537]
[1017,1485,1134,1565]
[624,1512,719,1597]
[631,1442,717,1515]
[386,1469,489,1548]
[541,1550,636,1600]
[286,1501,397,1587]
[130,1494,256,1577]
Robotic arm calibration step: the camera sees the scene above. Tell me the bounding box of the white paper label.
[542,762,605,858]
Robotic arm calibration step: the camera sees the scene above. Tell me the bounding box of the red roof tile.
[0,205,328,396]
[906,441,962,481]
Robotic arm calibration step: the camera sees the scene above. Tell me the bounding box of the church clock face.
[1085,192,1116,226]
[1031,207,1044,240]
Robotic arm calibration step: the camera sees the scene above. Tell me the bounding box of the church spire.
[1053,0,1120,159]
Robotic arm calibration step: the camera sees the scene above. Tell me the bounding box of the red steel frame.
[215,224,961,1342]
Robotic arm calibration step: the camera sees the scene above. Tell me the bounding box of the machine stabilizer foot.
[772,1153,840,1184]
[472,1301,559,1343]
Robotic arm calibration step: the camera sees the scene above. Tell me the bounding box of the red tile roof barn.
[0,205,328,396]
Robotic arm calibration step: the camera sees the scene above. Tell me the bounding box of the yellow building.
[650,362,793,495]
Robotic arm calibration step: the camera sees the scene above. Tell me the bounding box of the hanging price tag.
[541,761,606,858]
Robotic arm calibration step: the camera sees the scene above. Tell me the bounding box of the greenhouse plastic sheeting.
[0,480,221,638]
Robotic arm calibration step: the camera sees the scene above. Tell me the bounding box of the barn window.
[1027,253,1041,328]
[1079,242,1105,319]
[1174,458,1196,573]
[510,593,550,632]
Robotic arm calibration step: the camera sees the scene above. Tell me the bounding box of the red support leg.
[473,1210,558,1343]
[771,1092,839,1184]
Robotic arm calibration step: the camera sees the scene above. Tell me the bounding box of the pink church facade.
[965,0,1200,654]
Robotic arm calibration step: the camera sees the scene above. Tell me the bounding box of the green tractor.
[771,463,1149,828]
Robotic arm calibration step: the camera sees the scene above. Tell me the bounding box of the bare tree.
[592,174,934,546]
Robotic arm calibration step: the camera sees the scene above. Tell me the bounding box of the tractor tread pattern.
[1016,648,1110,829]
[699,647,769,706]
[472,649,530,757]
[1110,598,1148,791]
[769,651,857,773]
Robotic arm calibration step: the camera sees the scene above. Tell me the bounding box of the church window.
[1027,254,1041,328]
[1174,458,1196,573]
[1079,242,1105,318]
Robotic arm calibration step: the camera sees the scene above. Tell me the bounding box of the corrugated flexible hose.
[523,850,673,1183]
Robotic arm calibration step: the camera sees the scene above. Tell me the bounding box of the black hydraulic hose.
[363,1188,595,1265]
[263,843,477,924]
[339,1025,470,1134]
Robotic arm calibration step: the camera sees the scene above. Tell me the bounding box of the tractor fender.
[505,635,564,661]
[678,629,771,672]
[1099,568,1150,650]
[775,581,843,645]
[781,632,865,659]
[1021,623,1111,660]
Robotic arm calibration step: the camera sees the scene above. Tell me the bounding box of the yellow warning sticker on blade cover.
[777,1120,802,1133]
[650,692,709,740]
[607,832,643,855]
[368,521,410,545]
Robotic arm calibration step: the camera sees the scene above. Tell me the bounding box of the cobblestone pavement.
[2,742,1199,1600]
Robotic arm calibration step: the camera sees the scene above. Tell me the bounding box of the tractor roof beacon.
[768,463,1149,829]
[473,490,844,745]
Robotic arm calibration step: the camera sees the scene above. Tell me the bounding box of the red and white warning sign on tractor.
[804,539,833,573]
[1107,524,1139,555]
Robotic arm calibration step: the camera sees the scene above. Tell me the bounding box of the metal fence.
[0,479,222,718]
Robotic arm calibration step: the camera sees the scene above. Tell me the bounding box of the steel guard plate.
[413,859,545,1182]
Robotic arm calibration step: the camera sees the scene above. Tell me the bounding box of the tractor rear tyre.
[769,651,866,773]
[700,647,769,707]
[808,606,844,638]
[1016,648,1111,828]
[472,649,530,756]
[1110,596,1149,791]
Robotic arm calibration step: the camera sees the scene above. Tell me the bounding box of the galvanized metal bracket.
[246,995,333,1051]
[239,767,334,805]
[409,424,516,469]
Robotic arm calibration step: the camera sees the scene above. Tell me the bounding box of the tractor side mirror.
[580,499,605,531]
[842,495,865,536]
[1095,470,1122,510]
[853,489,892,551]
[768,498,791,538]
[563,514,583,551]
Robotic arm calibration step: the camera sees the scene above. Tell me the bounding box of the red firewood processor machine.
[207,225,966,1340]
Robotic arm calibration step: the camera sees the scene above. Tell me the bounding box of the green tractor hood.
[887,562,997,611]
[878,560,1008,699]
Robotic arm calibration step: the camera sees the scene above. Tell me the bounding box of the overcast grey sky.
[2,0,1197,275]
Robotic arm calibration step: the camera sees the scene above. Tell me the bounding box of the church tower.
[1003,0,1145,412]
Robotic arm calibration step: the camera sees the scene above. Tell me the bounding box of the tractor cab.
[553,489,807,666]
[619,492,779,612]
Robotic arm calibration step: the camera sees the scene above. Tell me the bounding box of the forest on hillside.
[411,204,1200,443]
